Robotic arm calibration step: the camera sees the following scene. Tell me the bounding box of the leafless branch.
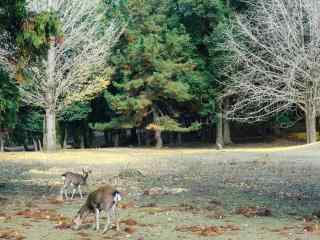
[226,0,320,123]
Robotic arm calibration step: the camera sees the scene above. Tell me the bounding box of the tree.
[0,0,26,76]
[171,0,236,147]
[19,0,124,151]
[226,0,320,143]
[13,107,43,151]
[59,102,92,148]
[0,70,19,151]
[100,0,200,148]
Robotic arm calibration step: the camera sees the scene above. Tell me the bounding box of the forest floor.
[1,144,320,240]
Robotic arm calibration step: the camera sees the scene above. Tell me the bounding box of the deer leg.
[61,185,69,200]
[102,209,112,234]
[78,185,83,199]
[114,205,120,231]
[71,188,77,200]
[95,208,100,231]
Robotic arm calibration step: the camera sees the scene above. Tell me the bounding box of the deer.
[60,168,92,200]
[72,185,122,233]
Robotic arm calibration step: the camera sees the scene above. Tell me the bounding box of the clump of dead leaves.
[16,208,72,229]
[235,207,272,217]
[0,228,24,240]
[121,218,155,228]
[121,219,138,226]
[119,201,135,209]
[175,224,240,237]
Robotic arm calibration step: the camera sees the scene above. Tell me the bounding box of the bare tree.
[226,0,320,143]
[0,32,16,76]
[20,0,124,151]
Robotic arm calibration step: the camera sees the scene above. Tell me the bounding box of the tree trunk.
[223,118,232,145]
[103,131,109,146]
[113,131,119,147]
[45,108,57,151]
[43,117,47,150]
[80,134,85,149]
[305,104,317,143]
[155,129,163,148]
[63,127,68,148]
[136,128,142,146]
[33,138,38,151]
[0,132,4,152]
[45,36,57,151]
[38,139,43,152]
[145,130,151,146]
[152,107,163,148]
[169,133,174,146]
[223,98,233,145]
[216,111,224,149]
[177,133,182,145]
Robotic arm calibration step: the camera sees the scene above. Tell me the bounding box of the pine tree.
[94,0,200,148]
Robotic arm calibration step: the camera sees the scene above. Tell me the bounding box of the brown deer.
[72,185,122,233]
[61,168,91,200]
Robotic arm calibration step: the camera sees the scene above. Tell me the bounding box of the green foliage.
[17,10,63,61]
[105,0,129,21]
[0,0,26,38]
[12,107,43,144]
[273,111,298,129]
[171,0,233,118]
[147,116,201,132]
[90,117,135,130]
[0,69,19,129]
[103,0,198,132]
[59,102,92,122]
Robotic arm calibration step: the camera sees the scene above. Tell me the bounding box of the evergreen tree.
[95,0,201,148]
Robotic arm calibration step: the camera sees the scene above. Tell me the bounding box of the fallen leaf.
[121,219,138,226]
[119,201,135,209]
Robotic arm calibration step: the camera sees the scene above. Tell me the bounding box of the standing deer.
[73,185,122,233]
[61,168,91,200]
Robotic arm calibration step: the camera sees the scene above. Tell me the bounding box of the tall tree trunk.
[38,139,43,152]
[43,117,47,150]
[177,132,182,145]
[155,129,163,148]
[153,108,163,148]
[103,131,109,146]
[216,110,224,149]
[305,104,317,143]
[33,138,38,151]
[0,132,4,152]
[136,128,142,146]
[113,131,119,147]
[223,118,232,144]
[223,98,233,145]
[169,133,174,146]
[45,108,57,151]
[80,134,85,149]
[63,127,68,148]
[45,37,57,151]
[145,130,151,146]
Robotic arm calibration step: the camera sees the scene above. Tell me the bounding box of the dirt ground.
[1,144,320,240]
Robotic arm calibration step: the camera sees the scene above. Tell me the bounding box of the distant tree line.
[0,0,316,151]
